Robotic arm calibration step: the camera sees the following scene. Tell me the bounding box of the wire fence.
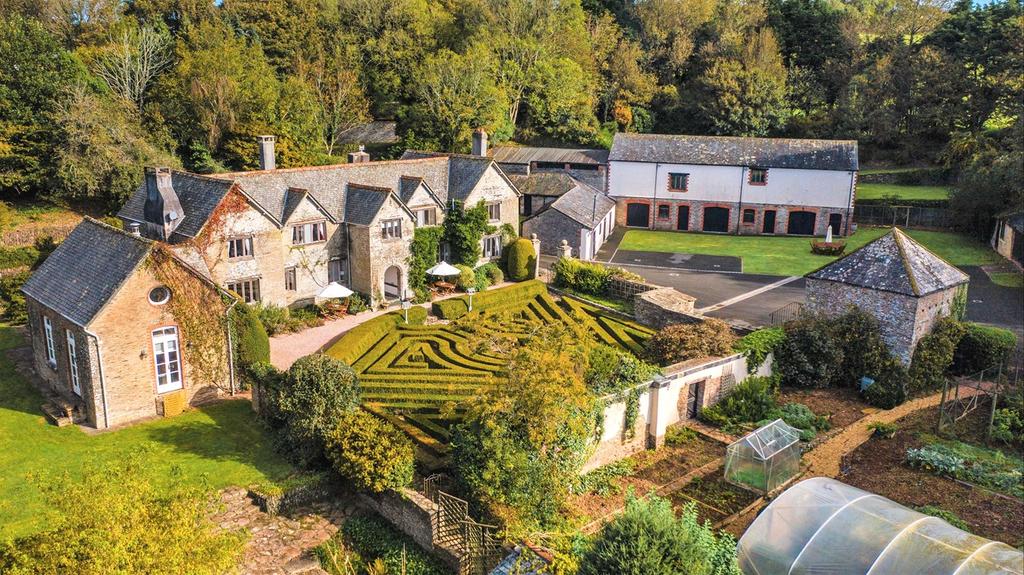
[854,205,954,229]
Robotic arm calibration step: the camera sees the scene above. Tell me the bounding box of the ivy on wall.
[443,200,494,267]
[407,225,444,292]
[149,246,231,388]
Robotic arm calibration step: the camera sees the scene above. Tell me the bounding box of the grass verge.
[857,183,950,201]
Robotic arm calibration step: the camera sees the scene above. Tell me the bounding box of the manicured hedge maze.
[327,284,653,445]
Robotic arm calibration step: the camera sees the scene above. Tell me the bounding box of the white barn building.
[607,134,859,236]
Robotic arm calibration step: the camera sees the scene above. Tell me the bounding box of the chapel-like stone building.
[805,228,969,364]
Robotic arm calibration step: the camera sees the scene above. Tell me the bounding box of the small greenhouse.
[724,419,802,494]
[737,477,1024,575]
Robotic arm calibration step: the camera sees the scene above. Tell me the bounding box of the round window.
[148,286,171,305]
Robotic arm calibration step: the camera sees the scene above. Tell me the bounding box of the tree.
[51,85,179,209]
[325,409,415,493]
[632,0,716,83]
[0,16,85,198]
[279,354,361,464]
[451,321,596,528]
[91,24,174,112]
[416,44,506,151]
[299,43,371,157]
[578,495,740,575]
[522,56,599,144]
[0,455,244,574]
[222,0,321,73]
[589,15,658,129]
[774,315,844,388]
[691,28,789,136]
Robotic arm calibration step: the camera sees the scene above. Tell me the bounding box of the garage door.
[787,211,816,235]
[626,203,650,227]
[703,207,730,233]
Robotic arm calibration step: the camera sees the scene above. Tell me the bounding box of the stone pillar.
[646,375,674,449]
[530,233,541,279]
[559,239,572,259]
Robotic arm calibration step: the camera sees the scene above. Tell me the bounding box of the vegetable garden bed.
[669,475,760,525]
[326,282,653,452]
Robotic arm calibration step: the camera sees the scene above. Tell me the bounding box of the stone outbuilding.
[805,228,969,364]
[21,218,235,428]
[991,209,1023,268]
[521,178,615,261]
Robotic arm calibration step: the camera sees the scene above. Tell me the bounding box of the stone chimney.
[143,167,185,241]
[257,135,276,170]
[128,222,141,236]
[348,145,370,164]
[472,128,488,157]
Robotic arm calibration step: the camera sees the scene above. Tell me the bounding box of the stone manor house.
[21,137,520,428]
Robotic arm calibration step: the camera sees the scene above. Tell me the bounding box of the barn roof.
[548,182,616,229]
[609,133,858,171]
[806,228,968,296]
[490,146,608,166]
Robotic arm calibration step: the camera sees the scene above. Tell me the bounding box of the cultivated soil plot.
[777,386,874,432]
[839,405,1024,547]
[571,431,724,523]
[669,475,760,526]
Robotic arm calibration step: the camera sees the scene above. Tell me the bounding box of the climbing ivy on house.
[407,225,444,293]
[443,200,493,267]
[148,246,231,387]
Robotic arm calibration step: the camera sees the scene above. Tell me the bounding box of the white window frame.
[381,218,402,239]
[227,236,254,259]
[66,330,81,396]
[152,327,183,394]
[328,257,345,283]
[486,202,501,222]
[43,316,56,367]
[291,221,327,245]
[483,234,502,259]
[227,278,261,303]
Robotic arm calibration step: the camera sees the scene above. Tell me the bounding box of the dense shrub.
[248,361,287,425]
[472,265,492,291]
[644,319,736,365]
[325,410,414,493]
[337,515,450,575]
[232,301,269,371]
[991,390,1024,445]
[863,358,909,409]
[734,327,785,372]
[256,303,323,335]
[908,318,966,394]
[776,403,830,441]
[700,376,779,429]
[454,264,475,291]
[552,257,611,295]
[278,354,361,465]
[479,261,504,285]
[953,323,1017,375]
[506,238,536,281]
[0,270,29,323]
[346,293,369,314]
[774,316,843,388]
[578,495,740,575]
[830,308,892,387]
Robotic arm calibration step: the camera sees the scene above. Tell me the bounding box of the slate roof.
[398,175,444,208]
[609,133,859,171]
[549,182,616,229]
[999,210,1024,234]
[344,184,393,225]
[508,173,578,197]
[806,228,968,296]
[400,151,520,202]
[118,171,234,240]
[490,145,608,166]
[21,218,153,326]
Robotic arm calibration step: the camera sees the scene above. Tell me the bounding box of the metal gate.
[422,476,503,575]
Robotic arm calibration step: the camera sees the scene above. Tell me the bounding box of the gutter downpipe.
[83,327,110,429]
[846,171,856,236]
[225,298,239,396]
[650,163,660,230]
[737,167,747,235]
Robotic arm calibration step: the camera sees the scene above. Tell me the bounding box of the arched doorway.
[383,266,402,299]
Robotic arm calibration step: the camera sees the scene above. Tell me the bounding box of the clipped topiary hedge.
[431,279,547,320]
[330,312,403,365]
[953,323,1017,375]
[506,237,536,281]
[233,300,270,369]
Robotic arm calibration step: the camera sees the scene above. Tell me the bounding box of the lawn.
[857,183,950,201]
[0,324,296,540]
[617,227,1000,276]
[990,272,1024,289]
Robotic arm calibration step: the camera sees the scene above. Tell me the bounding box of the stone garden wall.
[633,287,699,329]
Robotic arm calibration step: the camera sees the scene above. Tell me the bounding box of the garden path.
[802,387,983,478]
[213,487,360,575]
[269,284,511,370]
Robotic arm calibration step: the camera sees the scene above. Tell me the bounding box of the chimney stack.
[257,135,276,170]
[472,128,488,157]
[143,166,184,241]
[348,145,370,164]
[128,222,141,236]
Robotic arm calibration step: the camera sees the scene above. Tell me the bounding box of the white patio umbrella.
[426,261,461,277]
[318,281,354,299]
[825,226,834,243]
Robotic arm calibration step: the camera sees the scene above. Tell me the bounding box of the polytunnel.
[724,419,802,494]
[737,477,1024,575]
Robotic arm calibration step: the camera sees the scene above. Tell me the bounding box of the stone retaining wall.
[634,287,700,329]
[358,489,461,572]
[606,276,656,300]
